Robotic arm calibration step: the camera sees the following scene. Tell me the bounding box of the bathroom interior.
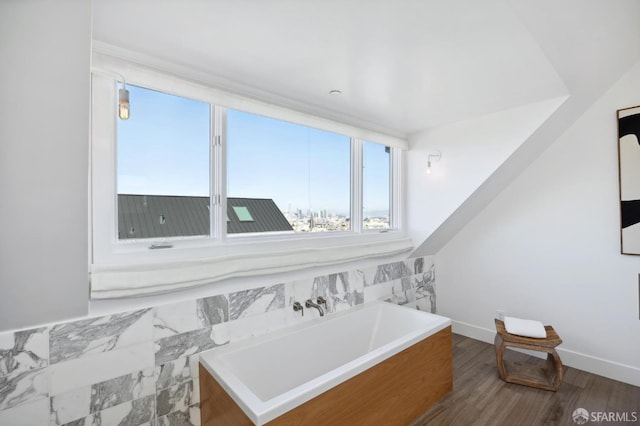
[1,0,640,425]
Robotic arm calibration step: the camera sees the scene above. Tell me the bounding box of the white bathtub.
[199,300,451,425]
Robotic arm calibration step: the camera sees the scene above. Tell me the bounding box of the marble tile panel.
[49,385,91,425]
[386,278,416,306]
[371,260,413,285]
[414,271,436,313]
[414,297,435,313]
[358,265,378,287]
[285,280,313,325]
[326,270,366,314]
[196,294,229,326]
[400,276,414,292]
[69,394,155,426]
[104,394,155,426]
[292,271,364,315]
[155,356,192,391]
[291,277,317,305]
[363,281,394,303]
[0,396,49,426]
[192,380,200,405]
[327,290,365,314]
[153,300,200,340]
[414,272,436,299]
[283,280,294,304]
[228,284,284,320]
[154,323,228,366]
[0,327,49,377]
[50,309,153,364]
[347,269,366,292]
[311,272,345,298]
[188,354,200,380]
[404,257,426,275]
[155,403,200,426]
[0,365,48,410]
[156,380,193,417]
[228,308,286,342]
[295,273,358,314]
[90,367,155,413]
[49,341,155,396]
[424,256,436,273]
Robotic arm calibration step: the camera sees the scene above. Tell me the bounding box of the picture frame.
[617,105,640,255]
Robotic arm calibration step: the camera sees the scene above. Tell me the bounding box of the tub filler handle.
[293,301,304,316]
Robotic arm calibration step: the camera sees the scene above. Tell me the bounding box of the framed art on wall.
[617,105,640,255]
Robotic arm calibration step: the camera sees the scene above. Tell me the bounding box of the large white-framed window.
[90,55,411,299]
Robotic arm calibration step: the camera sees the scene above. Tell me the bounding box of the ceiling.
[92,0,569,138]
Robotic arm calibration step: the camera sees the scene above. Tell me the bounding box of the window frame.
[90,57,408,283]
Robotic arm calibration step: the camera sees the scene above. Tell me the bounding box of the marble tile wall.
[0,256,434,425]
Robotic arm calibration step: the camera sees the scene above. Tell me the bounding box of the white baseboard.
[451,320,640,388]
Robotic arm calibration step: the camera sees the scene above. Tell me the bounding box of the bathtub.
[199,300,452,425]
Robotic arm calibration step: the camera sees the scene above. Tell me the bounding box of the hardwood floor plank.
[411,334,639,426]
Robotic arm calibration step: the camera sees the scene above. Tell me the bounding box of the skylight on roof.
[233,206,254,222]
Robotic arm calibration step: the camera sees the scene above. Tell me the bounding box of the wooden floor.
[412,334,640,426]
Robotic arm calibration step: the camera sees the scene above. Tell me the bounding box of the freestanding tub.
[199,300,452,425]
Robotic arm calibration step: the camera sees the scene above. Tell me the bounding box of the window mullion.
[390,147,402,230]
[212,106,227,240]
[351,138,363,233]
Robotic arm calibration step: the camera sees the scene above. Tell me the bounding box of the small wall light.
[118,80,130,120]
[427,150,442,174]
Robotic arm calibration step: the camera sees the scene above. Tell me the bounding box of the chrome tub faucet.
[305,299,325,316]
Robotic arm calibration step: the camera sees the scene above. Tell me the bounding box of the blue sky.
[118,85,389,216]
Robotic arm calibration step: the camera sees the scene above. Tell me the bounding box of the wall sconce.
[93,70,131,120]
[118,79,130,120]
[427,150,442,174]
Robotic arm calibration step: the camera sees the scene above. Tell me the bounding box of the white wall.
[407,97,566,248]
[436,60,640,386]
[0,0,91,331]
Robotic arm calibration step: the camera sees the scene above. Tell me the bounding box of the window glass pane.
[227,109,351,234]
[117,85,210,240]
[363,141,390,230]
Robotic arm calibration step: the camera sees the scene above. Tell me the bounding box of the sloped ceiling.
[411,0,640,256]
[92,0,568,137]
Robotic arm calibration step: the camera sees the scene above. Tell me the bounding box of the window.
[117,84,211,240]
[227,109,351,233]
[363,141,390,230]
[107,83,398,241]
[90,64,410,298]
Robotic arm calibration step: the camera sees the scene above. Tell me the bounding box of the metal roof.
[226,197,293,234]
[117,195,293,239]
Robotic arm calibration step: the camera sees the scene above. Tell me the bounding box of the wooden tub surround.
[200,326,452,426]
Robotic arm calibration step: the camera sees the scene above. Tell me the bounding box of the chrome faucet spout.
[305,299,325,316]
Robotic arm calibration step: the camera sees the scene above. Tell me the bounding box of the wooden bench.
[494,319,564,391]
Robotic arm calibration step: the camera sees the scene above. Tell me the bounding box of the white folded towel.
[504,316,547,338]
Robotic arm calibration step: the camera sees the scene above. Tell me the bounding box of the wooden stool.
[494,319,564,391]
